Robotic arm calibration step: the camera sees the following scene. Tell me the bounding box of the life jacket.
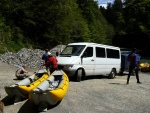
[45,56,58,68]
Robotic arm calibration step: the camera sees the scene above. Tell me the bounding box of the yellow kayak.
[29,70,69,108]
[18,73,49,95]
[4,69,49,104]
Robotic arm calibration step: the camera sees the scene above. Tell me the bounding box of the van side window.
[106,48,120,59]
[84,47,93,57]
[96,47,105,58]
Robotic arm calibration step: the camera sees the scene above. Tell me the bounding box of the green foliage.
[123,0,150,49]
[0,0,114,53]
[1,0,150,56]
[101,0,150,52]
[77,0,114,44]
[5,40,24,52]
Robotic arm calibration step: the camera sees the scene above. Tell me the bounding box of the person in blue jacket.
[127,48,141,84]
[42,49,49,62]
[42,49,49,71]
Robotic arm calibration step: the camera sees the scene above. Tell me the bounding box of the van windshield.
[60,45,86,56]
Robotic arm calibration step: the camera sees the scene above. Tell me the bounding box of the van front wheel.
[76,69,82,82]
[109,69,116,79]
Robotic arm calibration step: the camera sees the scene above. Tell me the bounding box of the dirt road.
[0,62,150,113]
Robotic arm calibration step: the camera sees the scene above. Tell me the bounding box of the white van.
[57,42,121,82]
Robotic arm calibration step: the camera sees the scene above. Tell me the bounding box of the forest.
[0,0,150,56]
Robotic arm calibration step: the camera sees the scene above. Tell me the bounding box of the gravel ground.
[0,62,150,113]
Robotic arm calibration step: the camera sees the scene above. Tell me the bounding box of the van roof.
[68,42,120,49]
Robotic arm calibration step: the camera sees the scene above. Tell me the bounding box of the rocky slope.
[0,45,66,68]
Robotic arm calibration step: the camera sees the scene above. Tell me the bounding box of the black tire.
[76,69,82,82]
[109,69,116,79]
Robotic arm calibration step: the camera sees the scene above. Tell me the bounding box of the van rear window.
[106,49,120,59]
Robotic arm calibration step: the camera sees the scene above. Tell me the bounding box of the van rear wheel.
[109,69,116,79]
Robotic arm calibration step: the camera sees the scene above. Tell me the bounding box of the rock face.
[0,45,66,68]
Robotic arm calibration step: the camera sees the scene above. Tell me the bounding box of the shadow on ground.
[85,75,108,80]
[2,95,61,113]
[18,100,61,113]
[109,83,127,85]
[69,75,109,82]
[2,96,27,106]
[18,100,38,113]
[1,96,14,106]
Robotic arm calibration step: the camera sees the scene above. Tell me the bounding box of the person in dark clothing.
[42,49,49,70]
[127,48,141,84]
[42,52,58,74]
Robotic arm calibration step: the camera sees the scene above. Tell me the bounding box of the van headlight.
[64,65,74,69]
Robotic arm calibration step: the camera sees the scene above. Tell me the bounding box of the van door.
[81,47,95,75]
[94,47,107,75]
[106,48,120,73]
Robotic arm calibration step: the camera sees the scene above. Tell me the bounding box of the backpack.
[129,53,136,63]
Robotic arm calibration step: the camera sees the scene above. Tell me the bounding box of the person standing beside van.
[42,49,49,70]
[42,52,58,74]
[127,48,141,84]
[42,49,49,62]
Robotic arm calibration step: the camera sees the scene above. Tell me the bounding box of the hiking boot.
[137,82,142,84]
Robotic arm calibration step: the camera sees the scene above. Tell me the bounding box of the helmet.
[47,52,52,56]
